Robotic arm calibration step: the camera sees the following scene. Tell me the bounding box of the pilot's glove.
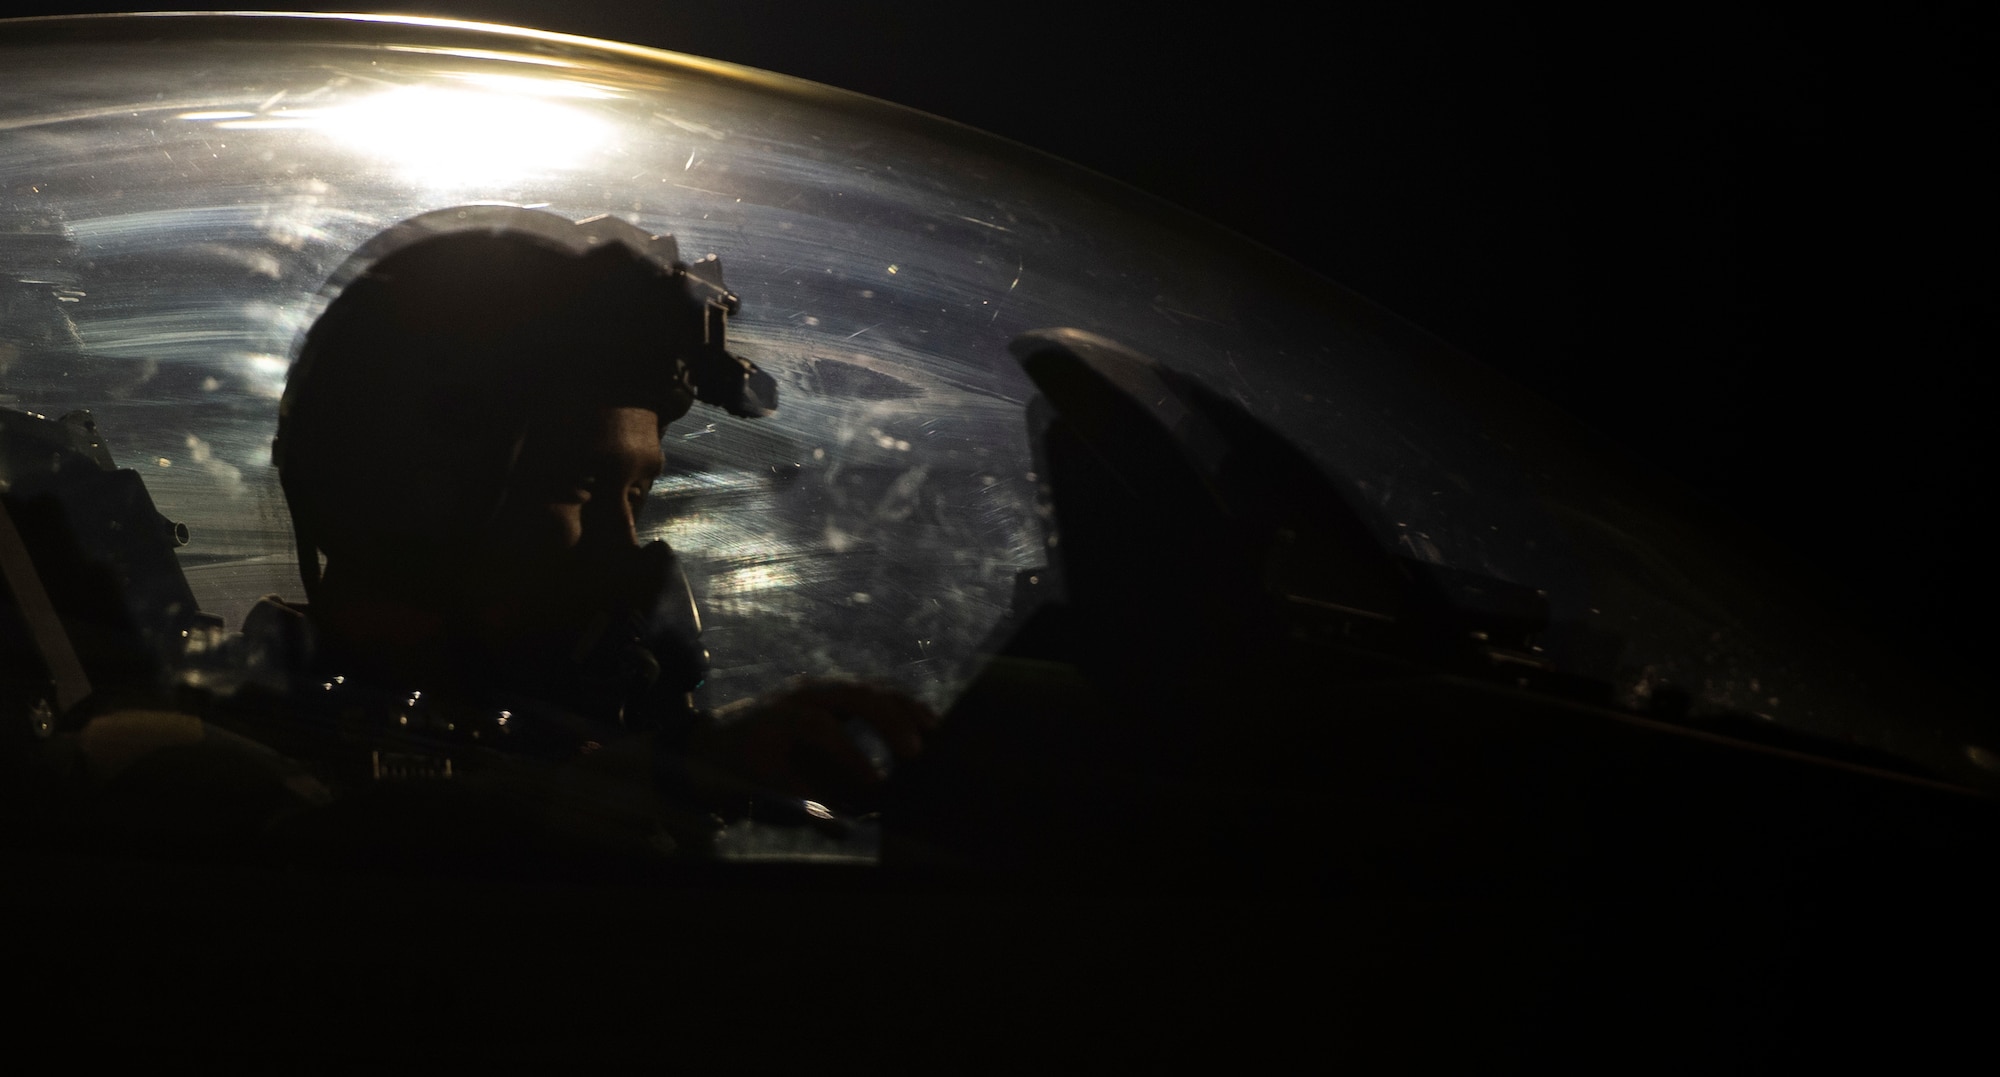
[687,677,937,815]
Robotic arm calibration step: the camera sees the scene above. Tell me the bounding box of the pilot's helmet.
[273,207,749,595]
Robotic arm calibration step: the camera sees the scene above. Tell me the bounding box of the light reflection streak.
[194,74,618,190]
[713,560,804,596]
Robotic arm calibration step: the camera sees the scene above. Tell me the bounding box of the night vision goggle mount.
[663,229,777,419]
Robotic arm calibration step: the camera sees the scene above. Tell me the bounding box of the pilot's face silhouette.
[499,405,664,560]
[461,403,666,659]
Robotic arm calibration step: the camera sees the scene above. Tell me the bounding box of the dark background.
[12,4,1989,687]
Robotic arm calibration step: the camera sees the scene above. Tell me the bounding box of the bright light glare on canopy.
[312,78,615,189]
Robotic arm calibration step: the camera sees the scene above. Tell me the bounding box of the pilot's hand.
[694,677,938,813]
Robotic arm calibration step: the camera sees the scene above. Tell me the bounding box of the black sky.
[11,4,1990,681]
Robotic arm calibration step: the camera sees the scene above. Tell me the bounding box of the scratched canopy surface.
[0,13,1984,783]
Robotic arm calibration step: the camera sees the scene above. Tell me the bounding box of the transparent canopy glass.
[1,12,1988,791]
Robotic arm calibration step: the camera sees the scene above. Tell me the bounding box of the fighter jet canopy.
[1,13,1988,791]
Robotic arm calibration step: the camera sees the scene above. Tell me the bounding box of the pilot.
[48,208,929,854]
[257,207,935,817]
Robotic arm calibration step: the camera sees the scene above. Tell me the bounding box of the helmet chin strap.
[295,529,322,603]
